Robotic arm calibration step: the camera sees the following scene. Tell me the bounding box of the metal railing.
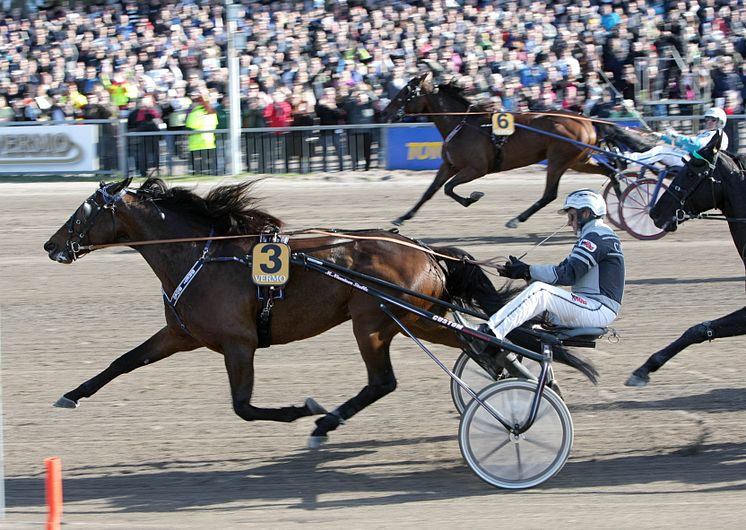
[1,116,743,177]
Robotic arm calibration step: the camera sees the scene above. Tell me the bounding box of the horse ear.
[107,177,133,195]
[713,130,723,154]
[420,71,434,90]
[704,130,723,155]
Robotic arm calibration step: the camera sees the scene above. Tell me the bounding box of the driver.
[470,189,625,348]
[626,107,729,168]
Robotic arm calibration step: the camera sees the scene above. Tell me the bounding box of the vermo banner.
[0,124,99,172]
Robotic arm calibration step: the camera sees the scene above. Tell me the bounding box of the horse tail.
[436,246,599,384]
[435,246,519,316]
[595,121,658,153]
[552,345,599,384]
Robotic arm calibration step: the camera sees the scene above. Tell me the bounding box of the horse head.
[44,177,132,263]
[650,131,726,232]
[381,72,433,122]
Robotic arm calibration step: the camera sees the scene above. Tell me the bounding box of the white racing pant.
[487,282,617,341]
[626,145,687,168]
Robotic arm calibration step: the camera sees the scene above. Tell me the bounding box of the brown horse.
[43,177,596,447]
[382,74,655,227]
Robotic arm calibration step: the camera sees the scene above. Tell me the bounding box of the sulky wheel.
[450,351,497,415]
[618,177,668,240]
[602,171,638,230]
[459,379,573,489]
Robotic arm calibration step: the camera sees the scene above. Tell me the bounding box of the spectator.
[185,91,218,176]
[287,92,317,173]
[315,87,346,171]
[1,0,745,165]
[344,88,376,171]
[128,93,162,178]
[0,96,15,122]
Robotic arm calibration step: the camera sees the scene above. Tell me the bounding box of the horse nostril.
[44,241,56,253]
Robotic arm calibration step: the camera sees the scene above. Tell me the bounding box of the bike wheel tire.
[459,380,573,489]
[450,351,496,415]
[619,177,668,240]
[602,172,637,230]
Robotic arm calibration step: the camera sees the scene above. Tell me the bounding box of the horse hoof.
[305,397,327,415]
[469,191,485,202]
[53,396,79,409]
[307,435,328,450]
[505,218,520,229]
[625,373,650,387]
[392,217,406,226]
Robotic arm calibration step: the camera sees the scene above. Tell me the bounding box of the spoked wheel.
[459,380,573,489]
[618,177,668,240]
[450,351,496,415]
[450,351,563,415]
[602,172,638,230]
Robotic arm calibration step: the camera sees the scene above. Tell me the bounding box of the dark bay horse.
[382,74,657,227]
[626,132,746,386]
[44,177,596,447]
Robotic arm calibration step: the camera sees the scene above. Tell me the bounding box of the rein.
[404,110,621,127]
[77,227,507,268]
[683,213,746,223]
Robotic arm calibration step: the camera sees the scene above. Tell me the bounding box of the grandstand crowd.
[0,0,745,133]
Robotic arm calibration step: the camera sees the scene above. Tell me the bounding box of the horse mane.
[435,82,491,112]
[136,178,284,235]
[720,150,746,175]
[595,122,659,152]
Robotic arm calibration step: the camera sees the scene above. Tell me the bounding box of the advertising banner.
[386,126,442,170]
[0,124,99,173]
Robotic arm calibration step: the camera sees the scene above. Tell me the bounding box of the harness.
[161,230,253,334]
[162,228,289,347]
[449,109,509,172]
[253,231,290,348]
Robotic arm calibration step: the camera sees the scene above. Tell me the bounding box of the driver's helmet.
[704,107,727,128]
[559,188,606,217]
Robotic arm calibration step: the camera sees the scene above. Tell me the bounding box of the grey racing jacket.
[529,218,625,314]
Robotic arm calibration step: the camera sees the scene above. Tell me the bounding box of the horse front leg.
[53,326,199,408]
[506,159,568,228]
[393,162,457,225]
[223,344,327,423]
[308,333,397,449]
[443,166,488,207]
[626,307,746,387]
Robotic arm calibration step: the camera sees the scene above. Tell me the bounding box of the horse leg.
[223,344,327,423]
[53,326,199,408]
[393,162,457,225]
[308,329,397,448]
[626,307,746,387]
[443,166,488,207]
[506,157,570,228]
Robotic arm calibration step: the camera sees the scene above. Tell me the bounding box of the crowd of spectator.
[0,0,745,137]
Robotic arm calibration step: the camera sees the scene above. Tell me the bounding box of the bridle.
[663,151,726,225]
[393,82,422,120]
[64,183,127,260]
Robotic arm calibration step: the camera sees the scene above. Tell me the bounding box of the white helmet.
[704,107,727,128]
[559,188,606,217]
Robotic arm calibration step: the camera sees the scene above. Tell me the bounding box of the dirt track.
[2,168,746,529]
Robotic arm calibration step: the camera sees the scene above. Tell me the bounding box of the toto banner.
[0,124,99,172]
[386,125,442,170]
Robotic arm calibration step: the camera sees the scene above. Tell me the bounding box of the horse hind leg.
[223,344,327,423]
[393,162,457,225]
[626,307,746,387]
[53,326,198,408]
[308,328,397,449]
